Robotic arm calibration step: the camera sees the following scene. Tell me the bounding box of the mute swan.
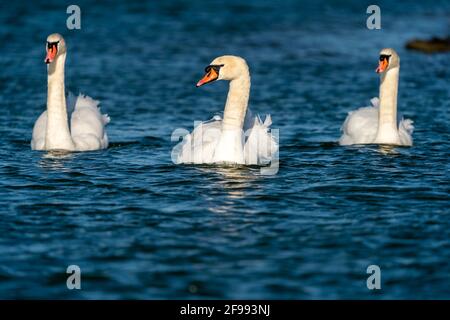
[339,48,414,146]
[173,55,278,165]
[31,33,110,151]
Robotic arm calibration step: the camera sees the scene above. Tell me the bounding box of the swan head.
[376,48,399,74]
[45,33,66,64]
[196,55,249,87]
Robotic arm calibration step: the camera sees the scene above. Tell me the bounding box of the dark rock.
[405,37,450,53]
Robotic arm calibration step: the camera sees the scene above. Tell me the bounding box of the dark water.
[0,0,449,299]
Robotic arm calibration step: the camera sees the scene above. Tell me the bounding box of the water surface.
[0,0,449,299]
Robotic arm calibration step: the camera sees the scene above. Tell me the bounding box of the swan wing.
[175,116,222,164]
[70,94,110,151]
[244,114,278,165]
[398,118,414,146]
[339,98,379,145]
[31,111,47,150]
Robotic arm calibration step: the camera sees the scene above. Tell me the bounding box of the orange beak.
[196,68,219,87]
[376,58,388,73]
[45,45,57,64]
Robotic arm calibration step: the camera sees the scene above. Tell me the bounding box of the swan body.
[174,111,276,165]
[339,48,414,146]
[339,98,414,146]
[31,33,109,152]
[173,56,277,165]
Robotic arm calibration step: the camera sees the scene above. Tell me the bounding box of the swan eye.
[379,54,391,61]
[47,41,59,50]
[205,64,224,73]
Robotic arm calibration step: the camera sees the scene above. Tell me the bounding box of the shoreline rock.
[406,37,450,53]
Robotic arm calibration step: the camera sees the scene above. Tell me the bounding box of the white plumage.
[31,93,110,151]
[174,111,278,165]
[31,33,110,152]
[173,55,278,165]
[339,98,413,146]
[339,48,414,147]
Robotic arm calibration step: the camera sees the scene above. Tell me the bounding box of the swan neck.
[47,53,67,112]
[378,67,399,128]
[222,73,250,131]
[46,53,74,150]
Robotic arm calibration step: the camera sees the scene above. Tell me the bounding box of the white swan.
[173,55,278,165]
[31,33,110,151]
[339,48,414,146]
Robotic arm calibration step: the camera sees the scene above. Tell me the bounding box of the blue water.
[0,0,449,299]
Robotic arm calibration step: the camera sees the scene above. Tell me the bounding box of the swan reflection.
[38,150,74,171]
[196,165,263,214]
[377,144,399,155]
